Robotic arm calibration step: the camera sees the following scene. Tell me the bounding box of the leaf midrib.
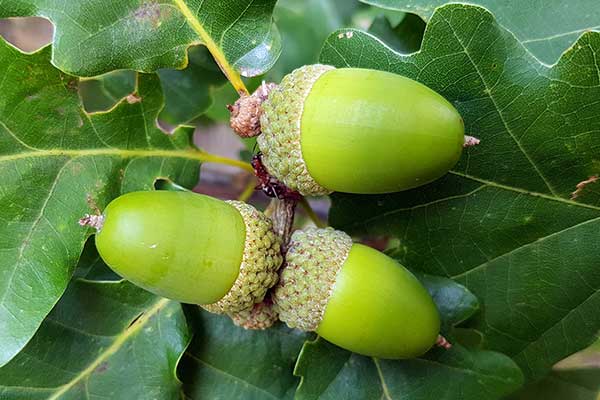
[441,11,559,196]
[521,24,600,44]
[452,214,600,279]
[392,356,519,385]
[513,288,600,365]
[0,158,72,308]
[46,297,171,400]
[360,1,600,48]
[365,353,519,400]
[0,148,209,163]
[351,170,600,233]
[184,353,279,400]
[0,147,254,173]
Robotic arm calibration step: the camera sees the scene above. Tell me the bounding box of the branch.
[269,198,298,252]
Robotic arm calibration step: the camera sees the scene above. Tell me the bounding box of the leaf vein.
[0,159,72,308]
[451,215,600,279]
[184,353,278,400]
[46,297,170,400]
[441,14,559,196]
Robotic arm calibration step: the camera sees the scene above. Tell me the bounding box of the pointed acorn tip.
[435,334,452,349]
[463,135,481,147]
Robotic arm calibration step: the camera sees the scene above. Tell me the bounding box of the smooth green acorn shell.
[258,65,465,195]
[273,228,440,359]
[95,191,282,309]
[317,244,440,359]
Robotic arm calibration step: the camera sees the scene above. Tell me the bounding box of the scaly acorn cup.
[257,65,465,196]
[88,191,282,313]
[228,299,279,330]
[273,228,440,359]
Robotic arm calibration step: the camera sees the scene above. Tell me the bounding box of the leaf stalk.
[173,0,249,94]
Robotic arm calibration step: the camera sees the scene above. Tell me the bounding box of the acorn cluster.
[83,65,470,358]
[88,190,440,359]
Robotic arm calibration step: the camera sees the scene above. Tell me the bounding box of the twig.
[270,198,298,253]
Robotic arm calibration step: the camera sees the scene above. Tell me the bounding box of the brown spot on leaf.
[571,175,598,200]
[86,194,101,215]
[133,1,164,28]
[95,362,109,373]
[64,78,78,92]
[126,93,142,104]
[69,161,84,175]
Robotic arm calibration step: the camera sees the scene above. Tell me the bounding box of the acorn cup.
[84,191,282,314]
[250,65,465,196]
[229,299,279,330]
[273,227,441,359]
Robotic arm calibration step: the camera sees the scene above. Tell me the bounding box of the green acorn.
[273,227,440,359]
[84,191,282,313]
[255,65,465,196]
